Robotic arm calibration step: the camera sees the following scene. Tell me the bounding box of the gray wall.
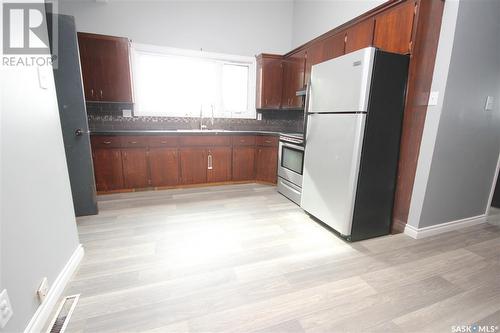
[0,7,80,331]
[410,0,500,228]
[291,0,385,48]
[59,0,294,56]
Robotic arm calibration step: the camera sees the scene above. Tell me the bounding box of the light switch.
[0,289,13,329]
[485,96,495,111]
[37,66,49,89]
[428,91,439,106]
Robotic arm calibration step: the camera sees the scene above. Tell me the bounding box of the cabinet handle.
[207,154,213,170]
[161,141,167,144]
[100,89,103,99]
[91,89,94,97]
[265,140,272,144]
[265,98,268,105]
[103,141,111,145]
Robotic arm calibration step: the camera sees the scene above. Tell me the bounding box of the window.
[132,44,256,119]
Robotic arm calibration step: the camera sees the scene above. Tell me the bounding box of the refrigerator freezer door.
[309,47,375,113]
[301,113,366,236]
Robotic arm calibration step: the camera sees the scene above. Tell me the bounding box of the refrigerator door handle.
[303,78,312,146]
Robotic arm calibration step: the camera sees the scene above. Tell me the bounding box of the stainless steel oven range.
[277,133,304,205]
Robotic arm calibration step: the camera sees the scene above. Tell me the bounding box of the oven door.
[278,141,304,187]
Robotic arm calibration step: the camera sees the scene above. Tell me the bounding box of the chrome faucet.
[210,104,215,127]
[199,105,207,130]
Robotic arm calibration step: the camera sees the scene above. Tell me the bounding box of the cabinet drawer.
[179,135,231,146]
[256,136,278,147]
[232,135,256,146]
[91,135,122,148]
[121,136,149,147]
[148,136,178,147]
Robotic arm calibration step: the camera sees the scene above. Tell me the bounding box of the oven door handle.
[280,142,305,151]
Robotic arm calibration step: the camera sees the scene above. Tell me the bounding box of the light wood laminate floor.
[60,184,500,333]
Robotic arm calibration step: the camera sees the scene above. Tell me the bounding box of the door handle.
[75,128,90,136]
[207,154,213,170]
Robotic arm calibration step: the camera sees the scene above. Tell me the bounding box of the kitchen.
[1,0,500,332]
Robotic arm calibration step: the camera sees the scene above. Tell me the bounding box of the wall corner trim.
[24,244,84,333]
[404,214,487,239]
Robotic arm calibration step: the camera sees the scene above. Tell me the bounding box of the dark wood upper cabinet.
[149,148,179,187]
[179,148,207,185]
[322,32,346,62]
[92,148,124,192]
[77,32,133,103]
[255,146,278,184]
[373,1,417,54]
[304,41,324,86]
[207,147,232,183]
[121,148,149,189]
[345,18,375,54]
[256,54,283,109]
[281,49,306,109]
[232,147,256,181]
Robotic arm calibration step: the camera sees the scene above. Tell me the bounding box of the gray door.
[48,14,98,216]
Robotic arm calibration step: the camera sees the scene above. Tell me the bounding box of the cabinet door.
[232,147,256,181]
[179,148,207,185]
[322,32,346,62]
[304,42,324,86]
[207,147,232,183]
[373,1,416,54]
[77,33,133,103]
[282,49,306,109]
[149,148,179,187]
[92,148,124,191]
[77,34,98,101]
[256,54,283,109]
[345,18,375,54]
[122,148,149,189]
[255,147,278,183]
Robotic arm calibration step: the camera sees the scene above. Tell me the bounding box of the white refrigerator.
[300,47,409,241]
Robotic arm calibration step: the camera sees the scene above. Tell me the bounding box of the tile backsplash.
[86,102,304,133]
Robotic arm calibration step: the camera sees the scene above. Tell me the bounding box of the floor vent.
[47,294,80,333]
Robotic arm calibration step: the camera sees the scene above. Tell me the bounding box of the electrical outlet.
[0,289,13,329]
[37,277,49,303]
[122,109,132,117]
[485,96,495,111]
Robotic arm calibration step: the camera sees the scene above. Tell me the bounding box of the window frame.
[130,43,257,119]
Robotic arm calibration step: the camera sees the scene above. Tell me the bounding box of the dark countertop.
[90,130,297,136]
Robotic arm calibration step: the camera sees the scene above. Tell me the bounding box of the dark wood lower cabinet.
[149,148,179,187]
[91,135,279,192]
[121,148,149,189]
[92,148,124,191]
[232,147,256,181]
[179,148,207,185]
[207,147,232,183]
[255,146,278,183]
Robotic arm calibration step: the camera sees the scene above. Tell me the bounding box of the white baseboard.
[24,244,84,333]
[404,214,487,239]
